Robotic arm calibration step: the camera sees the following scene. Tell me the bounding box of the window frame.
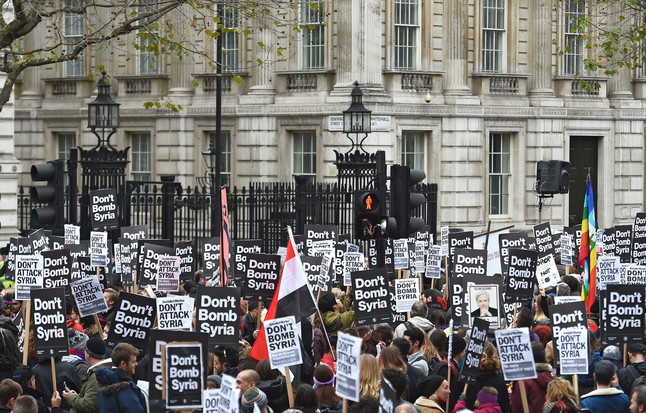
[401,131,426,171]
[220,5,239,73]
[292,130,317,183]
[299,0,326,70]
[394,0,421,70]
[56,132,76,188]
[205,131,232,187]
[130,132,152,181]
[563,0,587,76]
[488,132,512,216]
[481,0,506,73]
[138,0,159,75]
[64,0,84,77]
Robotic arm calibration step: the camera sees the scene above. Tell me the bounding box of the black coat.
[32,358,82,411]
[617,361,646,395]
[464,369,510,413]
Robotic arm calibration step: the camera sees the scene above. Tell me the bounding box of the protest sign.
[441,226,449,256]
[499,232,535,277]
[453,248,487,276]
[121,225,148,241]
[394,278,419,313]
[605,284,645,344]
[90,188,119,231]
[174,240,196,283]
[75,256,107,289]
[32,288,68,357]
[535,253,560,289]
[597,255,621,285]
[119,240,134,285]
[553,296,581,304]
[624,265,646,284]
[333,241,350,286]
[557,328,589,375]
[389,286,406,326]
[308,239,335,257]
[505,248,537,301]
[196,287,240,349]
[29,228,50,253]
[632,235,646,265]
[113,243,122,274]
[351,268,391,325]
[156,255,181,292]
[42,249,72,289]
[162,342,203,409]
[459,317,490,383]
[448,231,473,275]
[379,376,397,413]
[615,225,632,263]
[71,277,108,317]
[560,233,574,266]
[343,252,365,286]
[90,231,109,267]
[474,229,508,276]
[601,228,617,258]
[5,238,18,280]
[293,234,306,255]
[139,243,174,287]
[549,300,587,372]
[304,224,338,256]
[335,332,362,402]
[634,213,646,238]
[12,310,25,353]
[393,239,409,270]
[64,224,80,245]
[107,292,156,351]
[264,316,302,370]
[495,328,536,381]
[533,222,555,258]
[15,254,44,300]
[301,255,323,293]
[157,295,194,331]
[467,283,500,329]
[201,237,220,279]
[425,245,442,278]
[147,330,209,402]
[218,374,240,413]
[232,239,262,281]
[203,389,220,413]
[49,236,64,251]
[244,253,280,300]
[318,253,333,292]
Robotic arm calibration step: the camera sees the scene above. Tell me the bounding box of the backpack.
[627,365,646,394]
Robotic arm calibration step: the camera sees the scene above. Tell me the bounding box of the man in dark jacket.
[63,335,112,413]
[580,360,630,413]
[241,301,261,345]
[96,343,145,413]
[32,357,81,411]
[618,343,646,396]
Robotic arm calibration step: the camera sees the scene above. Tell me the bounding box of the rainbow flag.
[578,174,597,313]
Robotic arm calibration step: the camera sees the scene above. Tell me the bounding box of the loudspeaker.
[536,160,570,194]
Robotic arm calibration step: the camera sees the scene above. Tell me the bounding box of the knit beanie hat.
[85,335,107,359]
[477,389,498,405]
[602,345,621,361]
[68,328,89,350]
[207,374,222,387]
[240,387,267,412]
[417,375,445,397]
[318,292,337,313]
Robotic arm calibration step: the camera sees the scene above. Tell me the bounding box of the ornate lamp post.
[87,70,120,148]
[202,141,218,236]
[342,80,372,155]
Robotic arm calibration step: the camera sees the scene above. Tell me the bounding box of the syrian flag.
[250,227,318,361]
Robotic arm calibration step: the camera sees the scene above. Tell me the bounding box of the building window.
[64,0,83,77]
[206,131,232,186]
[489,133,511,215]
[394,0,419,70]
[300,0,325,70]
[131,133,151,181]
[57,133,75,188]
[221,6,239,73]
[482,0,505,72]
[293,131,316,183]
[138,0,158,75]
[401,131,425,170]
[564,0,586,75]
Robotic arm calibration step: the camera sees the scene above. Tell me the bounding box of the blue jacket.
[96,367,146,413]
[579,387,630,413]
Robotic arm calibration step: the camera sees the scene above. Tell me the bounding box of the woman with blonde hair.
[421,331,441,368]
[543,377,578,413]
[359,354,380,399]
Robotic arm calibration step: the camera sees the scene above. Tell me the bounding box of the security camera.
[424,92,431,103]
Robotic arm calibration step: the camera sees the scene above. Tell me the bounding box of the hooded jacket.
[395,316,436,338]
[579,387,631,413]
[67,358,113,413]
[510,363,554,413]
[414,396,445,413]
[617,360,646,396]
[96,367,146,413]
[452,400,503,413]
[257,378,290,413]
[321,295,354,335]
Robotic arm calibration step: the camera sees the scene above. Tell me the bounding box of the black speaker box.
[536,160,570,194]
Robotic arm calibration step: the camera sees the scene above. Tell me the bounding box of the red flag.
[219,187,230,287]
[249,227,317,361]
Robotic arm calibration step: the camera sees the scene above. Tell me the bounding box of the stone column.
[19,25,44,107]
[528,1,554,97]
[443,0,470,95]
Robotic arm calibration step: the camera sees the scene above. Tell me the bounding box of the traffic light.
[355,190,387,239]
[30,159,65,230]
[390,164,426,238]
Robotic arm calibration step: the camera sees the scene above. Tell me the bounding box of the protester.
[631,386,646,413]
[349,397,380,413]
[414,375,449,413]
[206,375,221,389]
[12,394,39,413]
[0,379,22,412]
[31,356,81,411]
[382,368,416,409]
[580,360,631,413]
[388,340,423,403]
[256,359,289,413]
[395,301,435,338]
[236,369,260,397]
[283,384,320,413]
[618,343,646,396]
[101,289,118,325]
[420,333,441,371]
[461,341,510,413]
[240,387,271,413]
[213,346,240,377]
[404,328,430,377]
[433,334,467,411]
[453,387,502,413]
[0,328,20,381]
[11,365,50,413]
[319,335,336,375]
[313,364,341,413]
[242,301,261,346]
[510,342,554,413]
[359,354,379,400]
[317,292,354,335]
[96,343,146,413]
[543,377,579,413]
[603,345,624,372]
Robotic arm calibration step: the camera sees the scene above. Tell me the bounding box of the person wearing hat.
[415,375,450,412]
[240,387,272,413]
[206,374,221,389]
[317,291,354,336]
[11,365,52,413]
[242,300,262,346]
[618,343,646,396]
[62,335,112,413]
[580,360,631,413]
[604,345,624,371]
[453,387,502,413]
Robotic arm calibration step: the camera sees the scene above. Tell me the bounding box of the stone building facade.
[8,0,646,244]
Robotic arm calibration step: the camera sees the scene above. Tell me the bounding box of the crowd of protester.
[0,253,645,413]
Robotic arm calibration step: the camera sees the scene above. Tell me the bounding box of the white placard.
[553,296,581,304]
[335,332,362,402]
[495,328,537,381]
[441,226,449,256]
[218,374,240,413]
[203,389,220,413]
[560,233,573,266]
[394,278,420,313]
[597,255,621,285]
[156,295,194,331]
[557,327,589,375]
[393,239,409,270]
[156,255,181,292]
[71,277,108,317]
[15,255,44,300]
[343,252,365,287]
[64,224,80,245]
[89,231,109,267]
[425,245,442,279]
[535,254,560,289]
[264,316,302,370]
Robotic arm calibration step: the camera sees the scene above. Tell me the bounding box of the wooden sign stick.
[446,364,452,413]
[22,301,31,365]
[257,301,263,330]
[519,380,530,413]
[285,367,295,408]
[573,374,579,398]
[51,357,58,394]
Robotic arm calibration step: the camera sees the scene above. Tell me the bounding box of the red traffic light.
[357,191,380,213]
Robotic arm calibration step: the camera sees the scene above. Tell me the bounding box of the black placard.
[379,376,397,413]
[118,239,134,286]
[549,301,588,372]
[615,225,632,263]
[634,213,646,239]
[164,343,203,409]
[195,287,241,349]
[452,248,487,276]
[29,228,50,253]
[147,330,208,403]
[631,235,646,265]
[459,317,490,383]
[243,253,280,300]
[174,240,196,284]
[5,238,17,280]
[505,248,537,301]
[304,224,338,256]
[75,256,107,290]
[120,225,148,241]
[499,233,536,277]
[90,188,119,231]
[107,292,156,351]
[50,236,65,251]
[389,285,406,326]
[301,255,324,292]
[533,222,555,258]
[32,287,69,357]
[201,237,220,279]
[604,284,646,344]
[601,227,617,257]
[139,243,174,286]
[352,268,391,326]
[232,239,262,282]
[42,249,72,290]
[448,231,473,276]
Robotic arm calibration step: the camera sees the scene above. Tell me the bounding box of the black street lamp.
[202,141,218,236]
[342,80,372,154]
[87,70,120,149]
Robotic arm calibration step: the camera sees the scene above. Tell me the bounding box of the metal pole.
[213,1,224,237]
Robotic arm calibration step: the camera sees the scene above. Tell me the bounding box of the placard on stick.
[335,332,362,402]
[459,317,490,383]
[162,342,203,410]
[604,284,645,344]
[106,292,156,351]
[90,188,119,231]
[495,328,536,381]
[243,253,281,300]
[157,295,194,331]
[394,278,419,313]
[70,277,108,317]
[32,287,69,357]
[15,254,44,300]
[156,255,181,292]
[195,287,240,350]
[264,316,302,370]
[557,328,588,375]
[352,268,391,325]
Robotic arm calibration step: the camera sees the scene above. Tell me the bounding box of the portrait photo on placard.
[468,284,500,329]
